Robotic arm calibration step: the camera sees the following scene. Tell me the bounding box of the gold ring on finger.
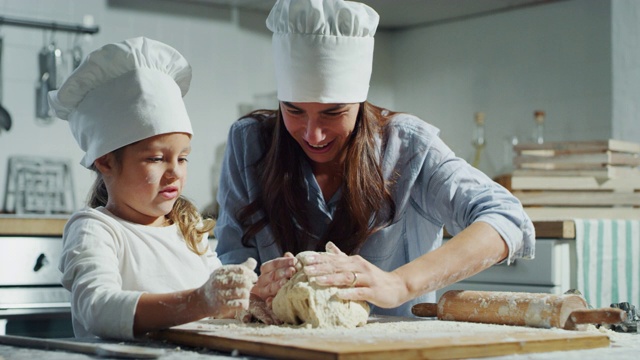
[350,271,358,287]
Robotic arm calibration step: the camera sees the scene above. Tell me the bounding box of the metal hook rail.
[0,15,99,34]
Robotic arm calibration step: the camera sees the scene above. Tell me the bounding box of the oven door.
[0,236,72,337]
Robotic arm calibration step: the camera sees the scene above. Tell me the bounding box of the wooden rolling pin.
[412,290,626,330]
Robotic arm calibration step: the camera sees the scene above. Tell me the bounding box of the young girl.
[49,37,274,339]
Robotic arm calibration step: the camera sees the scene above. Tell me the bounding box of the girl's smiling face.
[280,102,359,167]
[96,132,191,226]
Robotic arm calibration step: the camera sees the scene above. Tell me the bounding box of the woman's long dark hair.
[238,102,396,255]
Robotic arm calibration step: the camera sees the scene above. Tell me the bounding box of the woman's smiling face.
[280,102,359,166]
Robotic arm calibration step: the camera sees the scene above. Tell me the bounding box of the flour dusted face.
[272,251,370,328]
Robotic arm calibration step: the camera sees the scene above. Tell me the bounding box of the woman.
[215,0,535,317]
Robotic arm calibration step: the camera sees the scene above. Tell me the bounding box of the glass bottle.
[533,110,545,144]
[500,135,519,175]
[469,112,496,177]
[471,112,486,168]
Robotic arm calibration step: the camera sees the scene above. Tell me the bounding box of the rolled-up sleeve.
[413,123,535,263]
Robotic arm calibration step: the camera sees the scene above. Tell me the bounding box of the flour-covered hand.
[253,252,298,306]
[235,293,282,325]
[199,258,258,318]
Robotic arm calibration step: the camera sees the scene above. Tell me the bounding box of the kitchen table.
[0,322,637,360]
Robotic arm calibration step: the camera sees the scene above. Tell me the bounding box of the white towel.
[575,219,640,308]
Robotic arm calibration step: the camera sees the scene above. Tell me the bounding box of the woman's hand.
[197,258,258,318]
[252,252,299,306]
[300,242,410,309]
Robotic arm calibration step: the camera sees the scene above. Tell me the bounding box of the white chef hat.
[266,0,379,103]
[48,37,193,168]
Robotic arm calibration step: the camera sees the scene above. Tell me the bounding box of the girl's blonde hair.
[88,150,214,255]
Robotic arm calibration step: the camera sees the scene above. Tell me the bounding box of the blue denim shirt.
[215,113,535,317]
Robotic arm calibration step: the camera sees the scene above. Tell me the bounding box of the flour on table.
[163,318,639,360]
[272,251,370,328]
[179,316,611,342]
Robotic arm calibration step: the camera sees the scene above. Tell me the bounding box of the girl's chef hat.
[48,37,193,168]
[266,0,379,103]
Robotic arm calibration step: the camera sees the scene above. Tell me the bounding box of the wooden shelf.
[1,216,576,239]
[0,216,69,236]
[533,220,575,239]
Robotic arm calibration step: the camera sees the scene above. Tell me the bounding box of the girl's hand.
[198,258,258,318]
[300,242,410,309]
[252,252,298,306]
[235,293,282,325]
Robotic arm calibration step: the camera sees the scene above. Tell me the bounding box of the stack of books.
[504,139,640,220]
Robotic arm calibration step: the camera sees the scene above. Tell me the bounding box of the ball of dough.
[272,251,370,328]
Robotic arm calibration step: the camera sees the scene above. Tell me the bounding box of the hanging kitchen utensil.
[0,35,13,133]
[41,36,63,90]
[35,32,63,122]
[70,33,84,70]
[35,71,50,119]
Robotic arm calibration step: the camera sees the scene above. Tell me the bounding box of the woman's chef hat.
[266,0,379,103]
[48,37,193,168]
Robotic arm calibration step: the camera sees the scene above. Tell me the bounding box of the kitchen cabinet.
[438,221,577,298]
[438,239,575,296]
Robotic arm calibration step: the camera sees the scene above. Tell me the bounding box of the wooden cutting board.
[149,316,610,360]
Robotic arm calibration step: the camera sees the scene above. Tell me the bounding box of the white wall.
[0,0,277,213]
[389,0,612,178]
[612,0,640,141]
[0,0,628,215]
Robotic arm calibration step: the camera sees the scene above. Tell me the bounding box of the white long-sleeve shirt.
[59,207,221,339]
